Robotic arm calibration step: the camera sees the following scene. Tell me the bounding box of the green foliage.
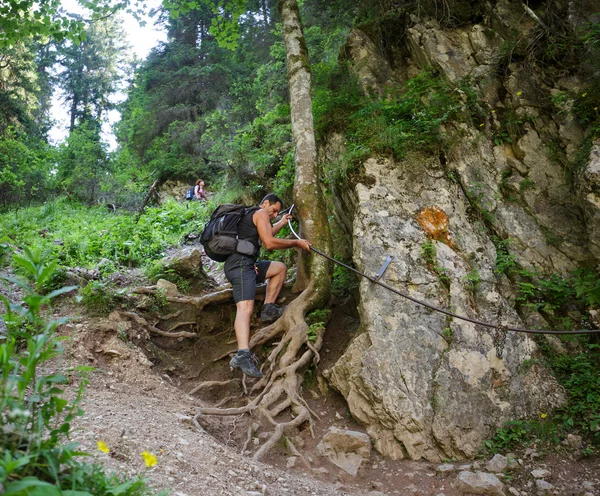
[492,237,518,275]
[484,419,559,454]
[421,241,450,288]
[56,121,109,204]
[421,241,436,266]
[0,128,55,207]
[331,256,359,298]
[463,268,480,291]
[0,245,157,494]
[306,309,331,343]
[78,281,116,315]
[315,68,470,183]
[547,341,600,442]
[0,199,209,271]
[515,269,600,319]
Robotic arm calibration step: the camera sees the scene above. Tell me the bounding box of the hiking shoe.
[260,303,286,323]
[229,351,263,378]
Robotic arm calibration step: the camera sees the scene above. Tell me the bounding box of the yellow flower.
[491,110,496,113]
[480,123,484,127]
[582,93,587,97]
[517,91,522,96]
[594,107,598,111]
[141,451,158,467]
[540,413,547,419]
[97,441,110,453]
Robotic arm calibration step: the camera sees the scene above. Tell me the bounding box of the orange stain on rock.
[415,206,455,248]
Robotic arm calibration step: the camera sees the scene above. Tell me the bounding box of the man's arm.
[254,210,311,251]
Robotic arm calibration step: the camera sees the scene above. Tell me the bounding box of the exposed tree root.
[159,310,182,320]
[119,311,196,339]
[132,284,265,312]
[195,280,329,461]
[188,379,240,396]
[167,321,196,332]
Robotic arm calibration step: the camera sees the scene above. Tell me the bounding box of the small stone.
[371,481,384,490]
[582,481,595,490]
[531,469,551,479]
[565,433,583,449]
[246,492,262,496]
[508,488,520,496]
[286,457,297,468]
[312,467,329,474]
[486,454,508,473]
[436,463,455,474]
[367,492,385,496]
[454,471,505,496]
[535,479,554,494]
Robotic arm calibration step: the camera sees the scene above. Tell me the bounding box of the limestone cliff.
[324,0,599,461]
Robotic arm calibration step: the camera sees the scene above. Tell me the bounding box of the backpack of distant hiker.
[185,186,195,200]
[200,204,260,262]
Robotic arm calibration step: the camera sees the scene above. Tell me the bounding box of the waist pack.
[185,186,195,200]
[200,204,260,262]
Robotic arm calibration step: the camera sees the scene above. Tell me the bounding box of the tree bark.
[278,0,333,297]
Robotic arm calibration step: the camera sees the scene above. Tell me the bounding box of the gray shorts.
[224,253,271,303]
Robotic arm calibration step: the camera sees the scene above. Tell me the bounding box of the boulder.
[534,480,555,495]
[454,471,505,496]
[159,247,206,278]
[315,427,371,476]
[156,279,179,296]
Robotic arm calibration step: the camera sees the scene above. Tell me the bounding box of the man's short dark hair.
[260,193,284,209]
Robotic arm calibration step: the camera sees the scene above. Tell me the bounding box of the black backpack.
[200,204,260,262]
[185,186,195,200]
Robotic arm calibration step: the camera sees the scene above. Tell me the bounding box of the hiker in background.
[194,179,208,201]
[226,194,311,378]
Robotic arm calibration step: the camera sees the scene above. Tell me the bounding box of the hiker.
[226,193,311,378]
[194,179,208,201]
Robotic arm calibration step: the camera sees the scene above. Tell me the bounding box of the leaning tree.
[190,0,334,459]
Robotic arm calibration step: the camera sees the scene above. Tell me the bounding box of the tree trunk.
[278,0,333,297]
[196,0,334,461]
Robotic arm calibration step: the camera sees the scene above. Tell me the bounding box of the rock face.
[327,156,565,461]
[325,0,600,462]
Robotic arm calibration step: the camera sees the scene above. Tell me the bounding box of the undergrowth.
[0,244,164,495]
[484,337,600,456]
[313,66,482,184]
[484,239,600,455]
[0,197,211,274]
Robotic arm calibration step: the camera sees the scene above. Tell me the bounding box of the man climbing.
[226,193,311,378]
